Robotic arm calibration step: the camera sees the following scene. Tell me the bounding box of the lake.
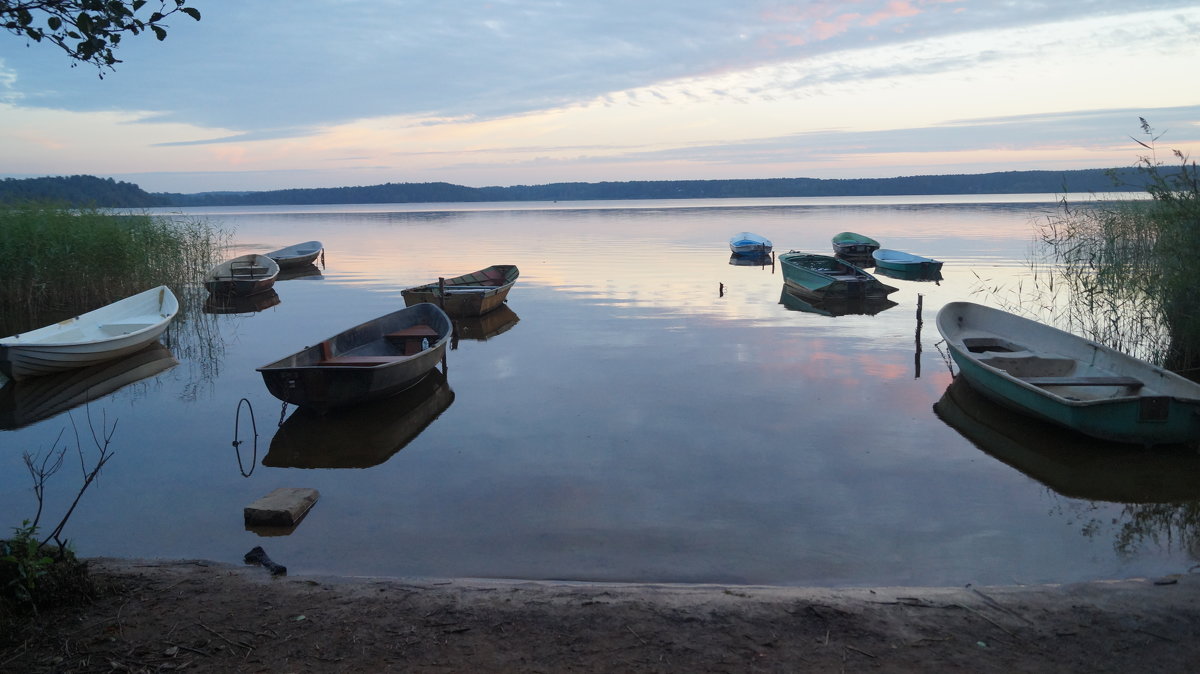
[3,194,1197,588]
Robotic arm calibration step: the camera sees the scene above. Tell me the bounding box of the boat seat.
[385,325,439,356]
[232,265,270,277]
[317,340,404,366]
[98,323,152,336]
[1021,376,1144,389]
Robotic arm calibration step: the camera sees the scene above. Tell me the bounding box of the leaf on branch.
[151,24,166,41]
[181,7,201,21]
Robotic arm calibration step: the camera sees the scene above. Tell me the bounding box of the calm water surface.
[3,195,1197,587]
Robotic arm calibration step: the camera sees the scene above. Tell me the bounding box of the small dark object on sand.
[244,546,287,576]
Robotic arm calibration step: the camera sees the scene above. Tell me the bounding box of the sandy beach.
[3,558,1199,672]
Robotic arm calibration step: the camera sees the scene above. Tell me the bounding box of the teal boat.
[936,301,1200,446]
[831,231,880,258]
[872,248,943,274]
[778,252,898,299]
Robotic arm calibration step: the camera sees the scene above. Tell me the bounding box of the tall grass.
[975,122,1200,374]
[0,203,228,334]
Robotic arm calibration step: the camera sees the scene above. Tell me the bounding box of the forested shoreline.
[0,167,1155,208]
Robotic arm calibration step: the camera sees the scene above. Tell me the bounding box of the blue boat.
[729,232,772,256]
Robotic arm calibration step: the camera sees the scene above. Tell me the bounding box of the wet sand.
[3,558,1199,672]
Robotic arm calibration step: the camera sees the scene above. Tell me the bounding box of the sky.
[1,0,1198,194]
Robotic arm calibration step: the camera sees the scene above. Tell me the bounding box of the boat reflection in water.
[874,265,943,283]
[276,263,323,282]
[728,252,773,268]
[0,342,178,430]
[264,367,454,469]
[452,305,520,344]
[204,289,281,315]
[934,377,1200,504]
[778,287,897,318]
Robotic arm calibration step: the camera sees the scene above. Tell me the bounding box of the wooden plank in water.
[244,487,320,527]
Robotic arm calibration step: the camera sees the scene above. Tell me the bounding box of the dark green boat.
[778,252,898,299]
[831,231,880,258]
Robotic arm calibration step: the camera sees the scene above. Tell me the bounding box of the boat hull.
[778,253,898,299]
[257,303,452,413]
[937,301,1200,445]
[0,286,179,381]
[401,265,519,317]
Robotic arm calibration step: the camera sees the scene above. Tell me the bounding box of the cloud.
[3,0,1194,136]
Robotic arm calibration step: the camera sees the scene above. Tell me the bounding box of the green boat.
[831,231,880,258]
[778,252,898,299]
[936,301,1200,446]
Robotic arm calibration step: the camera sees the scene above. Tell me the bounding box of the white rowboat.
[266,240,323,269]
[936,301,1200,445]
[205,254,280,297]
[0,286,179,381]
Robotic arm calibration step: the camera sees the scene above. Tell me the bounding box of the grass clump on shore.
[0,203,228,334]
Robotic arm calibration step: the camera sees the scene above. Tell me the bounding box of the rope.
[232,397,259,478]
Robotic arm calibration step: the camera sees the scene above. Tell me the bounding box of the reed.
[975,125,1200,374]
[0,203,229,334]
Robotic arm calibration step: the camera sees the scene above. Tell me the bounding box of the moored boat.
[936,301,1200,445]
[266,240,323,269]
[872,248,943,274]
[778,252,898,299]
[257,303,452,413]
[729,232,773,256]
[401,264,519,317]
[0,286,179,381]
[831,231,880,258]
[204,254,280,297]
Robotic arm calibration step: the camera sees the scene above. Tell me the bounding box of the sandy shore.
[3,558,1199,672]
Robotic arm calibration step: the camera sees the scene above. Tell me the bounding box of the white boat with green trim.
[936,301,1200,446]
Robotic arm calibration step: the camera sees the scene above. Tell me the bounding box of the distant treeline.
[1,168,1159,209]
[0,175,169,208]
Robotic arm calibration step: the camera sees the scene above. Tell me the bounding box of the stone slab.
[244,487,320,527]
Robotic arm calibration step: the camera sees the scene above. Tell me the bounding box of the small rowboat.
[778,252,898,300]
[257,303,452,413]
[401,264,519,317]
[0,286,179,381]
[831,231,880,258]
[872,248,943,273]
[729,232,773,256]
[205,253,280,297]
[936,301,1200,445]
[266,240,323,269]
